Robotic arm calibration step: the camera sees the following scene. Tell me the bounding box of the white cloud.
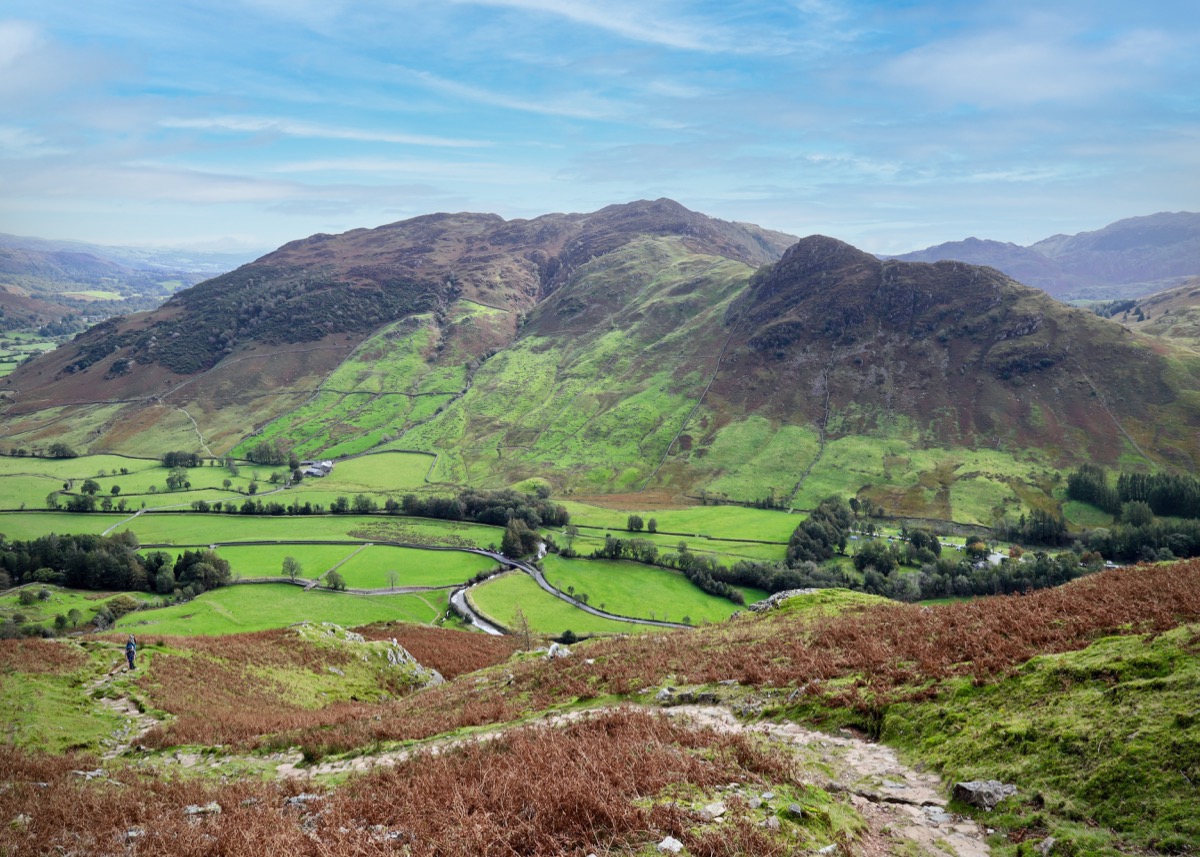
[886,22,1181,108]
[160,115,489,148]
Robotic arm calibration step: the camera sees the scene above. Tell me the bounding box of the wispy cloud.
[885,18,1182,108]
[411,71,626,121]
[445,0,744,53]
[160,115,490,148]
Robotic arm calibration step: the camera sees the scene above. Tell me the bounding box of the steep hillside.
[0,201,792,456]
[894,211,1200,300]
[394,235,1200,511]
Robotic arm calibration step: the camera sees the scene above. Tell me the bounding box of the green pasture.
[559,500,798,542]
[559,526,787,565]
[111,513,389,545]
[325,545,497,589]
[467,572,636,636]
[345,517,505,549]
[0,511,123,539]
[115,583,448,636]
[215,544,358,580]
[540,554,763,625]
[292,451,434,497]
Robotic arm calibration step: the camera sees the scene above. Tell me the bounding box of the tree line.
[0,533,232,598]
[1068,463,1200,520]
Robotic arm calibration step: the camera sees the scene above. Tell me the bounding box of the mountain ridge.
[891,211,1200,300]
[3,203,1200,514]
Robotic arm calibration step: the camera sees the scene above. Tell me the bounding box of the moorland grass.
[540,554,759,624]
[885,624,1200,856]
[0,585,155,626]
[327,545,497,589]
[115,584,448,635]
[467,572,636,636]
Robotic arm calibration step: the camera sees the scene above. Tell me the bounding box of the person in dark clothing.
[125,634,137,670]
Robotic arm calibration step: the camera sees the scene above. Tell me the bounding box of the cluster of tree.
[1083,518,1200,563]
[1068,464,1200,521]
[161,451,204,467]
[243,439,299,468]
[859,551,1098,602]
[995,508,1070,546]
[0,533,231,596]
[398,488,569,530]
[624,515,658,533]
[786,496,854,563]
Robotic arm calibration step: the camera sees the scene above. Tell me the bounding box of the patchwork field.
[327,545,497,589]
[466,571,637,636]
[540,554,766,625]
[114,583,448,635]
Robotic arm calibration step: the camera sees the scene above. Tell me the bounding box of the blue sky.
[0,0,1197,255]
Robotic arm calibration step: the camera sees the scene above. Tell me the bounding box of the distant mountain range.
[4,200,1199,519]
[0,233,261,327]
[890,211,1200,300]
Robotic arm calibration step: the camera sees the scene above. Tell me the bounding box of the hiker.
[125,634,137,670]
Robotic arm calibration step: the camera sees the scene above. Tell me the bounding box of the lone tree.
[511,605,533,650]
[282,556,302,583]
[326,570,347,591]
[647,518,657,533]
[626,514,644,532]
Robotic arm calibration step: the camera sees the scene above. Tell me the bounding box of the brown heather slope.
[0,200,793,453]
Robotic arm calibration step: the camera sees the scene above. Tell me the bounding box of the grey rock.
[749,797,763,810]
[786,803,804,819]
[701,801,726,820]
[184,801,221,816]
[747,588,819,612]
[923,806,953,825]
[327,666,344,676]
[761,791,775,800]
[285,793,324,808]
[817,845,838,855]
[657,835,685,853]
[760,816,781,831]
[1037,836,1057,856]
[73,768,105,780]
[546,643,571,659]
[953,780,1018,810]
[718,679,739,686]
[655,687,675,704]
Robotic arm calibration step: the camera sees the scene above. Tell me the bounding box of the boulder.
[657,835,685,853]
[952,780,1017,810]
[701,802,726,820]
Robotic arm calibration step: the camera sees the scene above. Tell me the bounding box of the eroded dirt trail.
[665,705,991,857]
[85,650,162,760]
